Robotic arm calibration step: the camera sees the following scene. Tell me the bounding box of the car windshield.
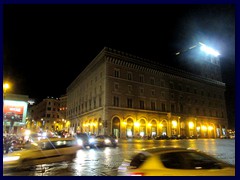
[76,133,89,139]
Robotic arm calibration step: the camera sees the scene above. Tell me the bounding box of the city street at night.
[3,138,235,176]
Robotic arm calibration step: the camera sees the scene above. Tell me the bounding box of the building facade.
[67,47,228,138]
[27,96,70,132]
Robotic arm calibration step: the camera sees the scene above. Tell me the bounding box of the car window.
[76,133,88,139]
[160,152,221,170]
[130,153,148,168]
[181,152,221,169]
[160,152,185,169]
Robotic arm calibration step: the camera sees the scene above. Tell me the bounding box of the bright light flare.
[199,42,220,57]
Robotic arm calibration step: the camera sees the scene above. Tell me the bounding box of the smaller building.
[27,96,69,133]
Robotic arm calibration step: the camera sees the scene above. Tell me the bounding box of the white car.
[3,137,79,170]
[118,147,235,176]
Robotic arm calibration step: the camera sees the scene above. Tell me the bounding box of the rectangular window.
[180,104,183,113]
[170,82,174,89]
[127,98,133,108]
[128,85,132,93]
[139,75,144,83]
[178,84,182,91]
[114,96,119,107]
[94,98,96,108]
[151,89,155,96]
[161,92,165,98]
[196,108,199,115]
[162,103,166,112]
[150,77,155,85]
[99,97,102,107]
[194,88,197,94]
[161,80,165,87]
[114,83,119,91]
[171,103,175,112]
[114,69,120,77]
[140,101,144,109]
[151,102,156,110]
[127,72,132,80]
[47,107,51,111]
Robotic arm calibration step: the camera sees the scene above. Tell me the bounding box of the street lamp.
[176,42,220,57]
[3,83,10,93]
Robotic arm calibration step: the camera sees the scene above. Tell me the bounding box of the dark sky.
[3,4,235,127]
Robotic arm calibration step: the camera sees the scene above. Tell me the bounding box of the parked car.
[75,133,96,148]
[117,147,235,176]
[94,135,118,147]
[3,137,79,170]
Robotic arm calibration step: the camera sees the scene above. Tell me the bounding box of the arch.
[112,117,120,138]
[208,123,215,138]
[159,119,168,136]
[139,119,146,137]
[126,118,134,138]
[150,119,157,137]
[180,121,186,136]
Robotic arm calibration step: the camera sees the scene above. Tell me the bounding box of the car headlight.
[77,139,83,146]
[3,156,20,162]
[89,138,95,143]
[104,139,111,144]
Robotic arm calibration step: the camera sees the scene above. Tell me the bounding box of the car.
[75,133,96,148]
[94,135,118,147]
[3,137,79,170]
[117,147,235,176]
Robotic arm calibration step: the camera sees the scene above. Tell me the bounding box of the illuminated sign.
[3,100,28,126]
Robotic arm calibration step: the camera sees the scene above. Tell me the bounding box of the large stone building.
[67,47,228,138]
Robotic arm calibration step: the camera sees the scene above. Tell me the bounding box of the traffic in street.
[3,138,235,176]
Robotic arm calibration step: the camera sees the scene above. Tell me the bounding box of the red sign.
[3,104,24,122]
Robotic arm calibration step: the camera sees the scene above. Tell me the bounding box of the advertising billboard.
[3,100,28,126]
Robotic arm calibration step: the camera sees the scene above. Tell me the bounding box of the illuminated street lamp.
[199,42,220,57]
[176,42,220,57]
[3,83,10,93]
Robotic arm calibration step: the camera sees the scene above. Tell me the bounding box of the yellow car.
[3,137,79,170]
[118,147,235,176]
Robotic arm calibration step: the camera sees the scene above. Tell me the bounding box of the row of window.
[114,69,223,99]
[113,96,224,118]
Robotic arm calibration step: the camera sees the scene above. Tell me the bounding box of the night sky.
[3,4,235,128]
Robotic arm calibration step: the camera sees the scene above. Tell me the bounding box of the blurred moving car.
[75,133,96,148]
[118,147,235,176]
[94,135,118,147]
[3,137,79,170]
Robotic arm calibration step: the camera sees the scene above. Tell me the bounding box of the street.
[3,138,235,176]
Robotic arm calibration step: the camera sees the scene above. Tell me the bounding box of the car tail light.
[130,172,145,176]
